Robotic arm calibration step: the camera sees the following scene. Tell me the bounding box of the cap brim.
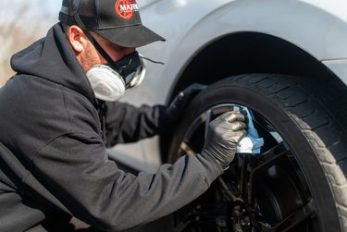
[95,24,165,48]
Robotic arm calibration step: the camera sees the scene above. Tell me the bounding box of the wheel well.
[170,32,343,100]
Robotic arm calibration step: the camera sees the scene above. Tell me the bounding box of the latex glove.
[166,83,206,122]
[202,111,247,170]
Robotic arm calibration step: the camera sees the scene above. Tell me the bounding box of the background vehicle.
[109,1,347,231]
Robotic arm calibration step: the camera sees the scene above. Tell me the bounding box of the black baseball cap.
[59,0,165,47]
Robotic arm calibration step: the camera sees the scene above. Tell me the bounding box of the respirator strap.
[69,0,125,82]
[73,14,118,67]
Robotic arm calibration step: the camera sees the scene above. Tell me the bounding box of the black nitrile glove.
[166,83,207,123]
[202,111,247,170]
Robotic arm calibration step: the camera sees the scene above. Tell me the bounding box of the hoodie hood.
[11,23,96,105]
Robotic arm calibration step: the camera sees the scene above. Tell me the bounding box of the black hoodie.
[0,24,222,232]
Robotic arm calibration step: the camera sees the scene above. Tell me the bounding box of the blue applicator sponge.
[236,107,264,155]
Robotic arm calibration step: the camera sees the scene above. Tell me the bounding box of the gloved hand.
[201,111,247,170]
[165,83,206,123]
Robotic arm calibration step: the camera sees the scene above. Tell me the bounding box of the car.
[108,0,347,231]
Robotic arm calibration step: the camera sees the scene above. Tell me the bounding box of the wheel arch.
[167,32,345,102]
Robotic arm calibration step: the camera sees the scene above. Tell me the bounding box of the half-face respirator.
[86,51,146,102]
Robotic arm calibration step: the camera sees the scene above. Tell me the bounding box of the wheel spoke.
[255,142,287,164]
[255,199,315,232]
[250,143,287,176]
[248,143,288,204]
[275,199,315,232]
[238,154,250,197]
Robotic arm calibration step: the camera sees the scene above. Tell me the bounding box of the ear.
[66,25,89,53]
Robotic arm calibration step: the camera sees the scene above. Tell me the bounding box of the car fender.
[140,0,347,104]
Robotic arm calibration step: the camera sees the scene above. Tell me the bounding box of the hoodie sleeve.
[32,132,223,231]
[104,101,168,146]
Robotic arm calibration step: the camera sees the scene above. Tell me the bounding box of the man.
[0,0,246,231]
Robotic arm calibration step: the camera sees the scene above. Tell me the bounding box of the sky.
[0,0,63,37]
[0,0,63,86]
[24,0,62,17]
[0,0,62,24]
[44,1,62,16]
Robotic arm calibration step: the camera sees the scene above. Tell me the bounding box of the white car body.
[109,0,347,173]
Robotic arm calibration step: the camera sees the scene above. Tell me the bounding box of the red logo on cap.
[114,0,138,20]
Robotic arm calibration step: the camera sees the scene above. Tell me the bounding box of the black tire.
[167,74,347,232]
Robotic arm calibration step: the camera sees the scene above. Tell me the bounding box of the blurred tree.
[0,0,57,86]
